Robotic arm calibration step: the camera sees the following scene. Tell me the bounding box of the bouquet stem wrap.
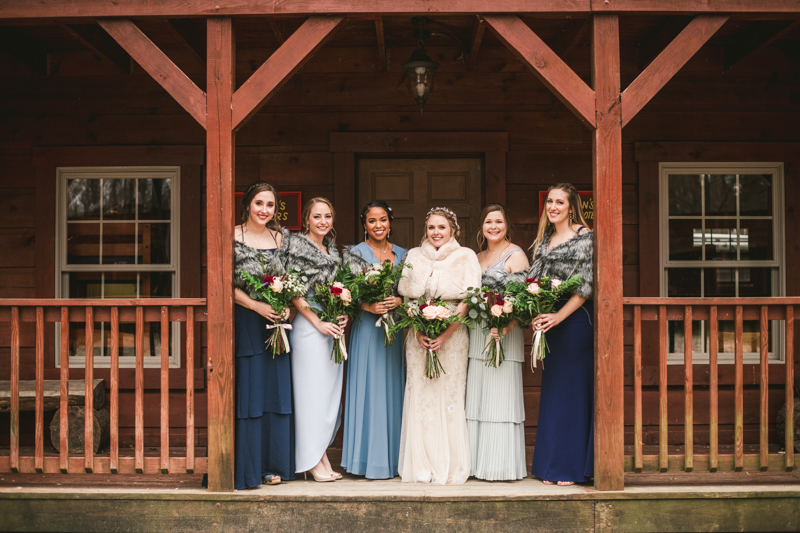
[375,312,396,347]
[265,322,292,357]
[332,333,348,364]
[530,328,546,371]
[483,333,505,369]
[425,348,446,379]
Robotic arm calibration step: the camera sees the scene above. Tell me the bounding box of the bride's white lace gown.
[398,298,471,485]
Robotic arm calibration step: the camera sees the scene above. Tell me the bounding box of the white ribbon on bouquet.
[335,334,349,361]
[531,328,544,372]
[265,323,293,353]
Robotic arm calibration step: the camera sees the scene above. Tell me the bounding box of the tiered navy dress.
[234,247,296,489]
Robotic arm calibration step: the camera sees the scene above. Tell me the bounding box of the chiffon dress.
[398,295,471,484]
[465,248,527,481]
[290,287,344,474]
[234,247,296,490]
[340,242,406,479]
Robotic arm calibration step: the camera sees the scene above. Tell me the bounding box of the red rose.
[262,275,275,284]
[330,286,343,295]
[526,277,537,284]
[419,303,428,311]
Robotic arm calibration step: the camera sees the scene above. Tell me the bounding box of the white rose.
[551,278,562,289]
[270,278,283,293]
[332,281,345,289]
[435,306,451,319]
[527,282,540,295]
[502,300,513,314]
[340,288,352,304]
[490,304,503,317]
[422,306,439,320]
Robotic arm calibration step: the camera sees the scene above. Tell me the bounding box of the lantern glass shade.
[402,48,439,113]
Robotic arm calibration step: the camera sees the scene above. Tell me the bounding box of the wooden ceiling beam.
[98,19,206,128]
[0,26,48,75]
[723,18,800,71]
[552,17,590,58]
[232,15,346,131]
[61,23,133,74]
[484,13,596,128]
[621,14,729,128]
[166,18,207,69]
[466,16,485,71]
[592,0,800,13]
[375,16,386,71]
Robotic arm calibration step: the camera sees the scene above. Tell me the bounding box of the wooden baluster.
[35,307,44,473]
[186,306,195,473]
[60,306,70,473]
[659,305,668,472]
[760,305,769,471]
[135,306,144,473]
[84,306,94,473]
[10,307,19,473]
[634,305,642,472]
[709,306,719,472]
[683,306,693,472]
[110,307,119,474]
[785,305,794,472]
[734,305,744,471]
[160,306,170,474]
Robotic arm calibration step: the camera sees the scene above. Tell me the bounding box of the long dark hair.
[476,203,514,252]
[240,181,281,231]
[360,200,394,240]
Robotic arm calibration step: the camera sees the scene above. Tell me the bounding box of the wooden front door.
[357,158,483,252]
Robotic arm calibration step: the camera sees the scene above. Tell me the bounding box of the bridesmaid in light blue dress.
[341,201,406,479]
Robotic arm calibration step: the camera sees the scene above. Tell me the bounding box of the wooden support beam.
[61,23,132,74]
[0,26,48,76]
[98,19,207,129]
[592,13,624,492]
[467,16,485,71]
[166,18,207,69]
[724,19,800,70]
[375,16,386,71]
[206,15,236,493]
[552,17,590,58]
[232,15,346,131]
[620,14,728,128]
[591,0,800,13]
[484,14,595,128]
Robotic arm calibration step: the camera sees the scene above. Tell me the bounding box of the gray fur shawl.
[527,228,594,300]
[278,232,341,292]
[233,228,291,292]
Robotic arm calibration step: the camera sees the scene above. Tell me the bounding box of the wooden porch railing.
[1,299,207,475]
[623,298,796,474]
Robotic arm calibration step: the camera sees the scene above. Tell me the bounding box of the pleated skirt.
[465,322,527,481]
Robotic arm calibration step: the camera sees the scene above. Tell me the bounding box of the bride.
[397,207,481,484]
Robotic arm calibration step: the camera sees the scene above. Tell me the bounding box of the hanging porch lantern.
[402,18,439,114]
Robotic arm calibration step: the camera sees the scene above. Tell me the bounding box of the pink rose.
[526,282,540,295]
[551,278,562,289]
[270,278,283,293]
[502,300,513,314]
[422,306,439,320]
[340,288,352,304]
[435,306,451,319]
[490,304,503,317]
[332,281,345,289]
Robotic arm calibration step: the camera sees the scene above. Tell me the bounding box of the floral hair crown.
[426,206,459,228]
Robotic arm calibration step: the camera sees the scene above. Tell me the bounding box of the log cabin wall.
[0,16,798,461]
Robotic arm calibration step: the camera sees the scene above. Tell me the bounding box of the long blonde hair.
[531,183,588,258]
[301,197,337,241]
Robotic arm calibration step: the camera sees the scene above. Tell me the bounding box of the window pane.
[104,272,138,298]
[138,178,171,220]
[668,174,702,216]
[738,220,773,260]
[704,219,738,261]
[67,272,103,298]
[667,268,701,297]
[716,321,770,354]
[704,267,736,297]
[738,267,772,297]
[141,272,172,298]
[139,223,170,264]
[669,320,703,354]
[67,179,100,221]
[102,223,136,265]
[68,321,104,358]
[103,178,136,220]
[67,224,100,264]
[739,174,772,216]
[705,174,737,216]
[669,219,702,261]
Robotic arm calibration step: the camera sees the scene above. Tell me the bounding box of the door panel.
[358,158,482,252]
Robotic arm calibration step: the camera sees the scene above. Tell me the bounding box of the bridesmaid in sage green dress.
[465,204,530,481]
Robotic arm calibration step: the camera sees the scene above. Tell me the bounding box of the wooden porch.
[0,3,799,527]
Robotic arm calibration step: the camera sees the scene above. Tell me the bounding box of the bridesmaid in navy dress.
[232,182,295,489]
[527,183,594,486]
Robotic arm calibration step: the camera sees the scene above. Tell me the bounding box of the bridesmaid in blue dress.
[232,181,295,489]
[341,201,406,479]
[527,183,594,486]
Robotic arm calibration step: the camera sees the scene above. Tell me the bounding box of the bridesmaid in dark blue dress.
[232,182,296,489]
[527,183,595,486]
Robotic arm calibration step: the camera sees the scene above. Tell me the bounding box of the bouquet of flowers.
[238,270,307,357]
[391,298,470,379]
[352,261,407,346]
[463,286,516,368]
[308,270,361,364]
[505,273,582,370]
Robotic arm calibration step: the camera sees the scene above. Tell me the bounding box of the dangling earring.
[364,229,368,242]
[569,211,574,224]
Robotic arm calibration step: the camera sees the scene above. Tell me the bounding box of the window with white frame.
[660,163,785,364]
[56,167,180,368]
